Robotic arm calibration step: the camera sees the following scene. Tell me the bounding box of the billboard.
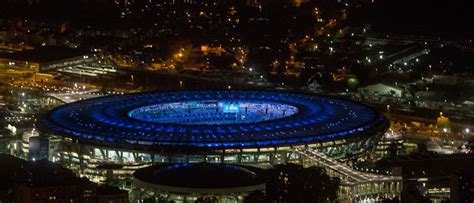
[222,103,240,113]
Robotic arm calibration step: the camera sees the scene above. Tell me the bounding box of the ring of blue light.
[38,91,387,149]
[128,100,299,125]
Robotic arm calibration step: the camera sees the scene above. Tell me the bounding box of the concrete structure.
[0,46,95,72]
[374,131,404,159]
[359,83,404,98]
[131,163,265,203]
[294,148,402,202]
[387,154,474,203]
[37,90,388,187]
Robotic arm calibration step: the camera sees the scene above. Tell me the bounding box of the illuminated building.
[0,46,94,72]
[28,136,49,161]
[0,154,128,203]
[131,163,265,203]
[437,112,451,134]
[38,90,388,186]
[388,154,474,202]
[374,130,404,158]
[292,0,310,7]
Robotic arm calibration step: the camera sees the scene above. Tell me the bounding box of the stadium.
[131,163,266,202]
[38,90,388,183]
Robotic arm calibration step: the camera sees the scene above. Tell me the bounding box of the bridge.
[293,148,402,202]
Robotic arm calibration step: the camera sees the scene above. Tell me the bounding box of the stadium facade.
[131,163,265,202]
[38,90,388,184]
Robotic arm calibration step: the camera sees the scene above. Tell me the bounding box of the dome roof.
[134,163,263,189]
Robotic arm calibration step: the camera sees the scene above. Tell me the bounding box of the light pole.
[386,104,390,118]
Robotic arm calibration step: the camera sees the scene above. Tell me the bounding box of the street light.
[386,104,390,116]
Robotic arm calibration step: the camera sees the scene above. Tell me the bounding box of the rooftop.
[38,90,388,150]
[134,163,264,188]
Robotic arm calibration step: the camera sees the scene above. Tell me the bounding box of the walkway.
[293,148,402,202]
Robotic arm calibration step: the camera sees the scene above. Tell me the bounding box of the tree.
[244,190,266,203]
[381,197,400,203]
[297,166,340,202]
[263,164,340,203]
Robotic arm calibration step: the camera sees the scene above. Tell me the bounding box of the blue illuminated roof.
[38,91,388,150]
